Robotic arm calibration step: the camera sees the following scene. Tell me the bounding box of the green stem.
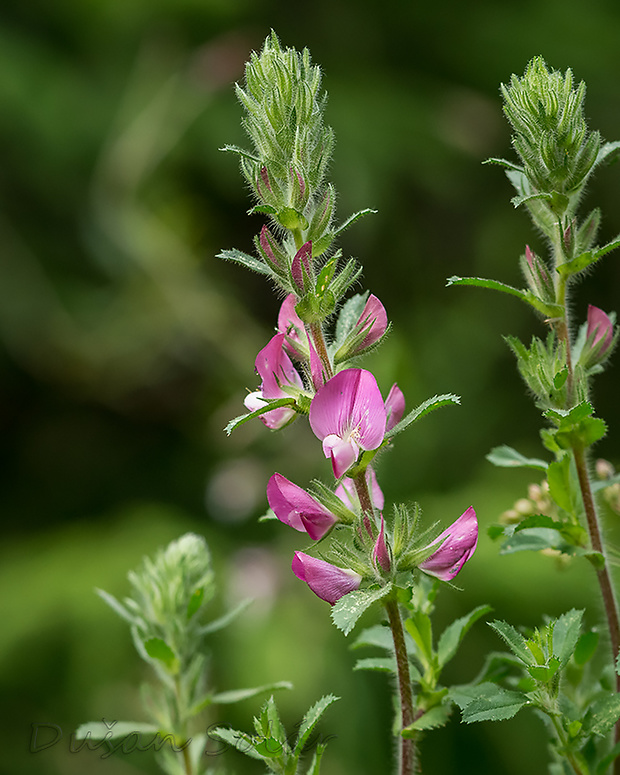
[385,597,418,775]
[548,712,590,775]
[353,471,416,773]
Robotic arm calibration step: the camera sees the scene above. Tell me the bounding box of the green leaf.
[385,394,460,439]
[247,204,278,216]
[488,621,534,665]
[217,248,271,276]
[208,727,264,760]
[209,682,293,706]
[294,694,339,756]
[405,611,434,667]
[219,143,262,163]
[460,684,529,724]
[552,609,584,667]
[582,694,620,738]
[595,140,620,167]
[224,397,297,435]
[253,737,283,757]
[353,657,397,673]
[574,630,599,665]
[95,588,135,625]
[593,234,620,259]
[74,720,159,741]
[186,587,204,620]
[527,658,560,682]
[352,624,393,652]
[547,457,574,514]
[437,605,493,669]
[482,157,524,172]
[499,527,564,555]
[306,743,328,775]
[333,208,377,236]
[278,206,308,230]
[199,597,253,636]
[331,585,392,636]
[144,638,179,672]
[446,275,529,302]
[486,445,548,471]
[402,703,453,735]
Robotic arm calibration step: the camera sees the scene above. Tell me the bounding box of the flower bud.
[520,245,555,304]
[579,304,615,370]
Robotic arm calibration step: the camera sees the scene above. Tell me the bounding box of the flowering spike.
[267,473,338,540]
[418,507,478,581]
[309,369,387,478]
[292,551,362,604]
[244,334,304,429]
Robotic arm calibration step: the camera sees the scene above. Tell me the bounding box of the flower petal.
[292,552,362,604]
[384,383,405,432]
[419,507,478,581]
[255,334,303,399]
[322,434,359,479]
[355,294,388,351]
[309,369,387,451]
[267,473,337,540]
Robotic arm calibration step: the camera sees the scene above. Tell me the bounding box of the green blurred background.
[2,0,620,773]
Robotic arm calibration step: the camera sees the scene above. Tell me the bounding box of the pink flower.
[335,467,385,511]
[292,552,362,604]
[291,242,312,293]
[267,473,338,540]
[244,334,303,429]
[278,294,307,359]
[309,369,387,478]
[384,383,405,432]
[353,294,388,353]
[372,514,391,573]
[579,305,615,370]
[418,507,478,581]
[587,304,613,351]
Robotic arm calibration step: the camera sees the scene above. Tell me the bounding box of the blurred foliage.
[2,1,620,774]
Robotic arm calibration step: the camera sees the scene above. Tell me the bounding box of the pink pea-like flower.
[267,473,338,540]
[418,507,478,581]
[292,551,362,604]
[309,369,387,478]
[278,294,306,359]
[372,514,391,573]
[384,383,405,432]
[353,294,388,353]
[587,305,613,354]
[244,334,303,429]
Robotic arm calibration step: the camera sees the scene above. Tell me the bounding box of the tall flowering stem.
[450,57,620,773]
[222,33,478,775]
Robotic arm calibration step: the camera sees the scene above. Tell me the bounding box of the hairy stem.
[309,322,334,381]
[385,597,417,775]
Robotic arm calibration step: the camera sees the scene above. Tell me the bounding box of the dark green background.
[2,1,620,773]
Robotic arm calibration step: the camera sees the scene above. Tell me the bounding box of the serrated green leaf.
[582,694,620,737]
[460,685,529,724]
[294,694,339,756]
[488,621,534,664]
[386,394,460,439]
[552,609,583,667]
[402,703,452,735]
[208,727,264,760]
[527,658,560,682]
[331,585,391,636]
[333,208,377,236]
[499,527,565,555]
[352,624,393,652]
[438,605,493,669]
[217,248,271,276]
[253,736,283,757]
[482,157,524,172]
[486,445,548,471]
